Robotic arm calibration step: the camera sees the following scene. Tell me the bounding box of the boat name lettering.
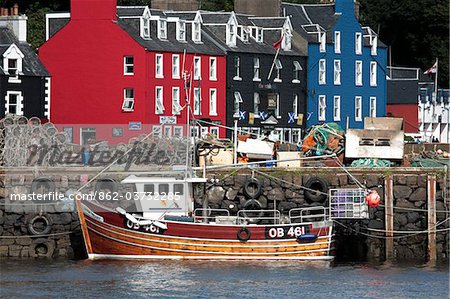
[265,225,306,239]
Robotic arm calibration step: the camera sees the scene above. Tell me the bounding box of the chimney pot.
[13,3,18,16]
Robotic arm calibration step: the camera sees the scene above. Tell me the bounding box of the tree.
[360,0,449,87]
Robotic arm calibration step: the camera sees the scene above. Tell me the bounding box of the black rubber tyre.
[242,199,263,224]
[94,178,118,198]
[29,238,55,258]
[304,177,329,204]
[31,177,56,198]
[27,214,52,235]
[237,227,251,242]
[243,178,263,199]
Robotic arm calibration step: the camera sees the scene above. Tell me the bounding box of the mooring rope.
[0,231,75,238]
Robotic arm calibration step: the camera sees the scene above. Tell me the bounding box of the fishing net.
[301,122,345,156]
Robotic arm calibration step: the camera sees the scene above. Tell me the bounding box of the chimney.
[0,4,27,42]
[13,3,19,16]
[335,0,355,16]
[71,0,117,21]
[234,0,281,17]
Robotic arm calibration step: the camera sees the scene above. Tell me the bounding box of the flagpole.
[267,46,281,80]
[233,119,238,164]
[434,57,438,103]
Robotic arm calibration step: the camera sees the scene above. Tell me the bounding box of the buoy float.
[365,190,381,208]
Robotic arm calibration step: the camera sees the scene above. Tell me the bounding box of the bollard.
[385,175,394,262]
[427,175,437,265]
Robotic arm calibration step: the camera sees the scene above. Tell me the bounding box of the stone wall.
[0,167,448,262]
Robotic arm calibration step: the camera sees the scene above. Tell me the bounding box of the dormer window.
[227,21,237,47]
[3,44,24,83]
[193,21,201,43]
[240,27,249,42]
[142,17,150,39]
[158,19,167,40]
[282,30,292,51]
[177,20,186,41]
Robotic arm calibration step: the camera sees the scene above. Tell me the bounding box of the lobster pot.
[329,189,368,219]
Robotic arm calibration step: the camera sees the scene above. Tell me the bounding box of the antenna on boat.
[182,49,192,180]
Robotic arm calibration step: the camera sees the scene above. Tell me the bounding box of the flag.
[258,111,268,121]
[272,33,284,49]
[288,112,296,124]
[424,60,437,74]
[238,111,246,121]
[297,114,304,125]
[248,113,254,125]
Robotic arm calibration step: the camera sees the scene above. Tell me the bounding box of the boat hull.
[77,201,334,261]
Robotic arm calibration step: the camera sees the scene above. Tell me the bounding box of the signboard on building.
[128,122,142,131]
[160,116,177,125]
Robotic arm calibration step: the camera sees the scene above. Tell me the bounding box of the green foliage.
[200,0,233,11]
[359,0,449,88]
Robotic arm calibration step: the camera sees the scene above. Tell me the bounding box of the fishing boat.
[75,174,335,260]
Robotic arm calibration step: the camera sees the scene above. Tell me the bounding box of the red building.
[386,68,420,134]
[39,0,226,144]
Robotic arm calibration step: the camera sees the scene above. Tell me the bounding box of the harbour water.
[0,260,448,298]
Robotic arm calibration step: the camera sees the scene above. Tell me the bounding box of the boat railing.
[236,210,281,225]
[289,206,328,223]
[193,208,230,223]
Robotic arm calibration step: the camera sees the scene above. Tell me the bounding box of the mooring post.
[385,175,394,262]
[427,175,437,265]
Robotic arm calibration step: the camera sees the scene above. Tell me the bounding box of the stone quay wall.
[0,167,448,262]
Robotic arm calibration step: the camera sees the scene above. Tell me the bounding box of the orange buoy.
[365,190,381,208]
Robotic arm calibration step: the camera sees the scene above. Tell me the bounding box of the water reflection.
[0,260,448,298]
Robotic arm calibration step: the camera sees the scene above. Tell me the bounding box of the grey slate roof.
[201,12,232,24]
[387,79,419,104]
[48,15,70,39]
[249,18,286,28]
[164,11,197,21]
[282,2,386,47]
[0,28,50,77]
[117,6,146,17]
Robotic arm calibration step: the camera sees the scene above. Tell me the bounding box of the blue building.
[283,0,387,129]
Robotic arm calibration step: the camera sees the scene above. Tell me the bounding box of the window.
[355,96,362,121]
[155,86,164,114]
[174,184,184,196]
[142,16,150,39]
[209,57,217,80]
[122,88,134,112]
[144,184,154,195]
[172,87,181,115]
[209,88,217,116]
[370,61,377,86]
[319,31,326,52]
[159,184,169,195]
[80,128,96,145]
[172,55,180,79]
[318,95,326,121]
[370,97,376,117]
[210,127,219,138]
[193,21,201,42]
[124,56,134,75]
[293,61,302,83]
[292,129,301,144]
[355,61,362,86]
[158,19,167,39]
[334,60,341,85]
[174,126,184,137]
[333,96,340,121]
[177,20,186,41]
[253,92,260,114]
[234,56,241,80]
[164,126,172,137]
[334,31,341,53]
[293,93,299,115]
[227,22,237,46]
[355,32,362,54]
[194,56,201,80]
[5,91,22,115]
[241,27,249,42]
[275,59,282,82]
[234,91,243,116]
[256,28,263,43]
[194,88,201,115]
[319,59,326,85]
[283,30,292,50]
[155,54,163,78]
[253,57,260,81]
[200,127,208,138]
[8,58,18,76]
[371,36,377,56]
[275,93,280,117]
